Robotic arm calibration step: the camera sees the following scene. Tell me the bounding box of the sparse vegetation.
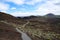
[0,12,60,40]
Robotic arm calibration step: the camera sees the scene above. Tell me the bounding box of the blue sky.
[0,0,60,16]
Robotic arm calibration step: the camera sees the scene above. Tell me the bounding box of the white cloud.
[0,2,10,11]
[11,7,16,10]
[35,0,60,15]
[10,11,38,16]
[26,0,42,5]
[5,0,42,5]
[49,0,60,3]
[6,0,25,5]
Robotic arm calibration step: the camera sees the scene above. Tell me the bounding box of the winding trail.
[16,28,31,40]
[0,21,32,40]
[16,21,32,40]
[21,21,30,28]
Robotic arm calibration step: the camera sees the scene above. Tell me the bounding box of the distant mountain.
[17,15,38,19]
[46,13,55,16]
[45,13,56,18]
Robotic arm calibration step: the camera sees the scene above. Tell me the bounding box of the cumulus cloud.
[26,0,42,5]
[49,0,60,3]
[11,7,16,10]
[55,3,60,6]
[10,11,38,16]
[0,2,10,11]
[6,0,25,5]
[35,0,60,15]
[5,0,43,5]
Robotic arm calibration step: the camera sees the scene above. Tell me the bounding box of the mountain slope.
[0,12,27,25]
[0,12,22,40]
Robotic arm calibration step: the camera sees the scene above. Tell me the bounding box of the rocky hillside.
[0,12,27,25]
[0,12,22,40]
